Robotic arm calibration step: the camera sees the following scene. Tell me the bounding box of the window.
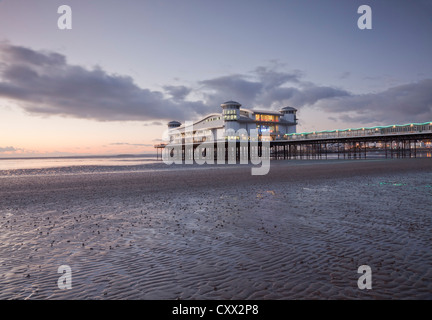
[255,114,279,122]
[224,114,238,121]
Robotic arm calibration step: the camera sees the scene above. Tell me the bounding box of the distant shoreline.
[0,153,157,161]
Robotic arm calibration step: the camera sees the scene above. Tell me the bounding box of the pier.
[271,131,431,160]
[155,122,432,161]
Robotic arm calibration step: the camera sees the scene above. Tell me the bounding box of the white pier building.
[166,101,297,144]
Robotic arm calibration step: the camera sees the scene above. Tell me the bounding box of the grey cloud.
[1,43,430,126]
[0,43,353,122]
[198,67,431,126]
[199,74,263,108]
[339,72,351,79]
[0,146,19,153]
[143,121,163,126]
[199,66,351,110]
[314,79,432,124]
[253,84,351,109]
[1,44,66,67]
[253,66,302,89]
[163,85,191,101]
[199,67,305,109]
[290,85,351,106]
[0,43,206,121]
[109,142,153,147]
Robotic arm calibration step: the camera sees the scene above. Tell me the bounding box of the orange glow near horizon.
[0,104,163,157]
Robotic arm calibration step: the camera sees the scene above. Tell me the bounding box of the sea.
[0,154,162,176]
[0,151,430,177]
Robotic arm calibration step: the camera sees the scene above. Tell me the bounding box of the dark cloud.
[289,85,351,107]
[1,44,66,67]
[199,67,306,109]
[198,66,351,111]
[1,43,431,125]
[199,67,432,125]
[199,74,263,108]
[0,43,206,121]
[163,85,191,101]
[315,79,432,124]
[253,66,302,89]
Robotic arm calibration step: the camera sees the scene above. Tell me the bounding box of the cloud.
[199,67,432,125]
[109,142,153,147]
[143,121,163,126]
[199,74,263,107]
[1,43,431,126]
[198,66,304,108]
[0,43,318,121]
[314,79,432,124]
[339,71,351,79]
[0,43,207,121]
[198,66,350,110]
[289,84,351,107]
[0,146,20,153]
[163,85,191,101]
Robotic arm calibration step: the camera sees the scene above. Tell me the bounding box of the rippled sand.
[0,158,431,299]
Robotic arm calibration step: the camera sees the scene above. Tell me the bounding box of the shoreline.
[1,156,431,178]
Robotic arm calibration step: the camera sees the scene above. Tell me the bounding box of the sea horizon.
[0,153,160,172]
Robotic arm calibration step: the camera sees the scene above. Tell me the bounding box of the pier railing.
[284,122,432,141]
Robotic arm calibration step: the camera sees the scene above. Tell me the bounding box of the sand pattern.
[0,159,431,299]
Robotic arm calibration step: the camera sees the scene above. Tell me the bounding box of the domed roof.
[168,120,181,127]
[280,106,297,112]
[221,100,241,108]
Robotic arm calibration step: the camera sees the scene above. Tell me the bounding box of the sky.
[0,0,431,157]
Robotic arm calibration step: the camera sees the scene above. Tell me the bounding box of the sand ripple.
[0,159,431,299]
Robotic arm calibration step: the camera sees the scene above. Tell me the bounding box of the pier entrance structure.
[165,101,298,145]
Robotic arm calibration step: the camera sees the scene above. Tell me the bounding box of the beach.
[0,158,431,299]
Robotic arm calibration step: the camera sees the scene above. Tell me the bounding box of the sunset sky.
[1,0,431,157]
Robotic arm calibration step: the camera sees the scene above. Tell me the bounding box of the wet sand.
[0,158,431,299]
